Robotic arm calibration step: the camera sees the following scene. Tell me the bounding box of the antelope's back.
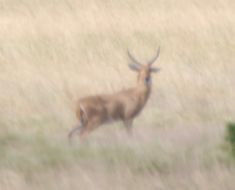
[76,95,109,122]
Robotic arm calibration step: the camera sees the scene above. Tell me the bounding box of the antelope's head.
[128,47,161,87]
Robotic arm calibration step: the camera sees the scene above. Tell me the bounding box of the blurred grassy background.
[0,0,235,189]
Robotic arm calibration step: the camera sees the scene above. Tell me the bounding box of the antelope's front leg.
[123,120,133,136]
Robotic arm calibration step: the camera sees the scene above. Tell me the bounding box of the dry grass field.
[0,0,235,189]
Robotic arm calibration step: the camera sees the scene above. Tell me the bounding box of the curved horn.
[127,50,141,65]
[148,47,160,66]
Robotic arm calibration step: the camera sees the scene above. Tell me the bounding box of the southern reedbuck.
[68,47,161,140]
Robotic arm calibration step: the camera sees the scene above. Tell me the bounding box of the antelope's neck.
[135,83,151,107]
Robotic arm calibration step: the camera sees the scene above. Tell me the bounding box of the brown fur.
[68,50,160,140]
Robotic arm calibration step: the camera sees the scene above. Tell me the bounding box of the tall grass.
[0,0,235,189]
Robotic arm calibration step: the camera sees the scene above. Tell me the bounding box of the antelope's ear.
[128,63,141,71]
[150,67,161,73]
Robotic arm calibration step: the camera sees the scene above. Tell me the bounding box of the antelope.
[68,47,161,140]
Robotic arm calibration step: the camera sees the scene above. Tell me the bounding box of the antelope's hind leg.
[68,123,83,141]
[78,118,101,139]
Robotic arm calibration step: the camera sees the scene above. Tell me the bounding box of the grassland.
[0,0,235,189]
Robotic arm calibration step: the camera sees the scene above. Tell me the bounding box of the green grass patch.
[225,122,235,158]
